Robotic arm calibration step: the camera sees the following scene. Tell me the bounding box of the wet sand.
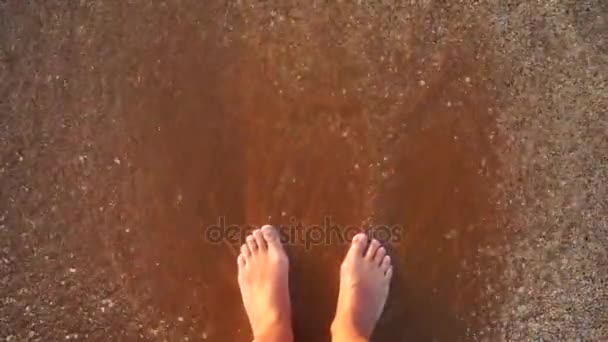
[1,1,606,341]
[112,17,504,341]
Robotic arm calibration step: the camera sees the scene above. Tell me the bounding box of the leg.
[238,225,293,342]
[331,233,393,342]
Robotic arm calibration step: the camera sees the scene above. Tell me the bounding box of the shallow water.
[112,20,504,341]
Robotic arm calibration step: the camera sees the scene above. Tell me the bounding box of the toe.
[374,247,386,266]
[261,225,282,249]
[385,266,393,280]
[252,229,267,251]
[346,233,368,258]
[240,243,251,259]
[365,239,381,260]
[237,253,246,269]
[380,255,392,272]
[246,235,258,254]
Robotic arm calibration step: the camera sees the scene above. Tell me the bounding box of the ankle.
[330,319,369,342]
[331,331,368,342]
[253,321,293,342]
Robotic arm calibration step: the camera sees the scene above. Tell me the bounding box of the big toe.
[346,233,368,259]
[261,225,282,249]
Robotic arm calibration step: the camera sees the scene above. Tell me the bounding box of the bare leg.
[238,225,293,342]
[331,233,393,342]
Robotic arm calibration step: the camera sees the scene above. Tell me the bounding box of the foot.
[238,225,293,342]
[331,233,393,342]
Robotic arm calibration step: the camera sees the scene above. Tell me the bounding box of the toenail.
[352,233,366,243]
[261,225,276,238]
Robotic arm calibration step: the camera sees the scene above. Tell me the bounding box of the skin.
[330,233,393,342]
[237,226,392,342]
[237,225,293,342]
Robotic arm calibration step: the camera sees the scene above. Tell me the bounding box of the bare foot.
[238,225,293,342]
[331,233,393,342]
